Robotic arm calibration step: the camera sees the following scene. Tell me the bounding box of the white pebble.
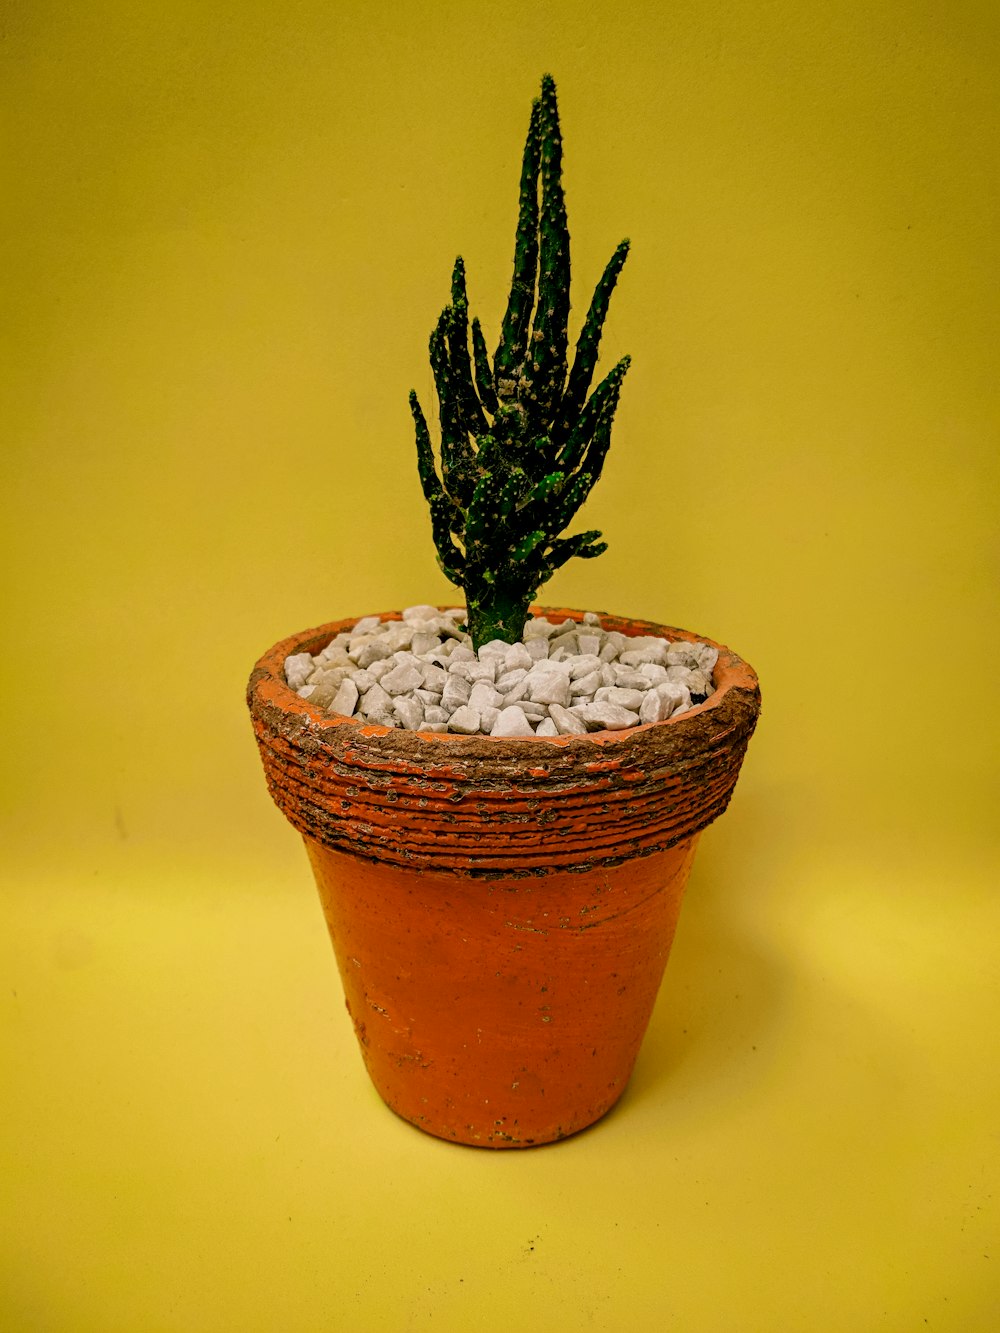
[503,642,534,673]
[618,637,669,667]
[478,639,513,662]
[448,705,481,735]
[656,681,692,715]
[330,679,359,717]
[284,653,314,690]
[595,686,646,712]
[380,662,425,695]
[440,674,471,711]
[526,664,572,707]
[393,697,424,730]
[469,680,502,712]
[548,703,588,735]
[491,706,535,737]
[578,701,641,731]
[569,669,602,698]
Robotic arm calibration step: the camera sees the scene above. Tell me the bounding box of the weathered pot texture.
[247,607,760,1147]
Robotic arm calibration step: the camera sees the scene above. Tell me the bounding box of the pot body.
[306,834,698,1146]
[248,608,760,1147]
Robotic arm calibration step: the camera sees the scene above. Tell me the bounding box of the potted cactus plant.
[248,75,760,1147]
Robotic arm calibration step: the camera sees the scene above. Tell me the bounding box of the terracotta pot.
[247,608,760,1147]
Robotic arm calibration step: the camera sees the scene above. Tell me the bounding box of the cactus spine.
[409,74,630,651]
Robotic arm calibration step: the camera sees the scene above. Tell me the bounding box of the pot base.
[305,836,698,1148]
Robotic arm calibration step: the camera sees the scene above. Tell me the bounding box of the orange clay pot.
[248,608,760,1147]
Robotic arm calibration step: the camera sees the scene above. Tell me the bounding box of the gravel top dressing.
[284,606,718,738]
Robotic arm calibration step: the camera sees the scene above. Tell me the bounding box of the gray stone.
[599,632,629,661]
[595,686,646,712]
[402,604,441,622]
[316,643,353,670]
[448,705,481,735]
[380,662,425,696]
[639,690,671,725]
[523,617,556,639]
[548,631,579,656]
[354,640,393,669]
[503,642,534,673]
[284,652,314,690]
[612,670,653,690]
[519,700,550,720]
[440,674,471,711]
[618,637,669,667]
[568,653,603,679]
[410,632,442,657]
[638,663,669,685]
[535,717,560,737]
[490,706,536,737]
[351,615,381,635]
[420,662,448,693]
[526,664,572,707]
[569,670,601,698]
[325,676,358,714]
[359,682,394,725]
[381,622,414,653]
[579,701,641,731]
[656,681,692,716]
[463,660,497,684]
[469,680,502,712]
[495,667,528,693]
[548,703,589,735]
[393,696,424,730]
[500,676,531,705]
[350,668,377,694]
[478,639,513,663]
[525,637,551,661]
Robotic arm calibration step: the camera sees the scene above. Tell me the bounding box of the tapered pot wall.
[306,835,698,1146]
[248,607,761,1147]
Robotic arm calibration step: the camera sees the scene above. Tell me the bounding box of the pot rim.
[248,604,759,753]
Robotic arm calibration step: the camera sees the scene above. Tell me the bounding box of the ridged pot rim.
[247,605,760,769]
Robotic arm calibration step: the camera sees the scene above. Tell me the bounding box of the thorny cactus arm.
[409,73,631,651]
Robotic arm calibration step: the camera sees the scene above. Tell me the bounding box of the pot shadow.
[618,792,790,1118]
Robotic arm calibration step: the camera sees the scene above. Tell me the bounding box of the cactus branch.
[557,238,630,442]
[494,96,541,397]
[411,76,630,651]
[523,73,570,428]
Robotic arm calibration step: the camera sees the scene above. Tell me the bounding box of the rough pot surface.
[247,607,761,1146]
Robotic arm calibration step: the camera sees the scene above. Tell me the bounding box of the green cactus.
[409,74,630,650]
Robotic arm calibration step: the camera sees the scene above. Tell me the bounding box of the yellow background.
[3,1,998,1328]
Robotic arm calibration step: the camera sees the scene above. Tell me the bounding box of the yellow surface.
[2,2,998,1328]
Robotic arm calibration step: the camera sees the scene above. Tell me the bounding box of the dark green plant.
[409,73,630,651]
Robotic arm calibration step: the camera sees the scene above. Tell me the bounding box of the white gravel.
[284,606,719,737]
